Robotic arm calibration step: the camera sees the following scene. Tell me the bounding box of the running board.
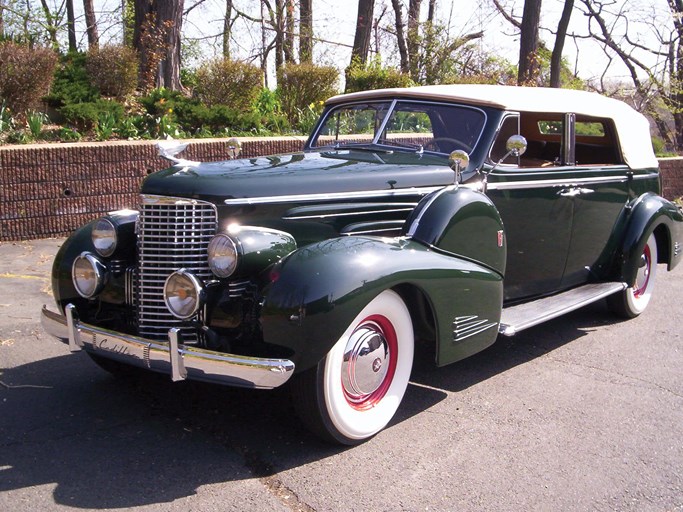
[499,282,627,336]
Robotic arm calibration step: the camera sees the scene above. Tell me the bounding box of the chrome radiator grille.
[136,195,217,342]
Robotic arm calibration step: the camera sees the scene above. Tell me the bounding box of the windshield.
[310,100,486,154]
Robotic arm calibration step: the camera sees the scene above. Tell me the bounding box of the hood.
[141,149,454,203]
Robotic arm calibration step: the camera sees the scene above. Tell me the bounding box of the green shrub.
[86,45,139,98]
[59,99,124,132]
[345,59,413,93]
[195,58,263,111]
[45,52,100,109]
[276,63,339,127]
[0,42,57,113]
[57,126,82,142]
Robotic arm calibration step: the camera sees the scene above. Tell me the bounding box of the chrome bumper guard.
[41,304,295,389]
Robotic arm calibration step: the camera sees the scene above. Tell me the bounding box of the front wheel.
[608,233,658,318]
[290,290,414,445]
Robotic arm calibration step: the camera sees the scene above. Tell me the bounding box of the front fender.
[51,221,98,312]
[259,236,502,372]
[616,193,683,285]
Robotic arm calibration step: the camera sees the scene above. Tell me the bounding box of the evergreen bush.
[0,42,57,113]
[60,99,124,132]
[45,52,100,108]
[86,45,139,98]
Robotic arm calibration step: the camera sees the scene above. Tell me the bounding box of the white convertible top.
[326,84,658,169]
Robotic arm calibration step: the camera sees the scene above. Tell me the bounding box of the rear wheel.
[608,233,658,318]
[291,290,414,445]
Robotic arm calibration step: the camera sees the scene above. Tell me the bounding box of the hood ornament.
[157,136,200,167]
[226,137,242,159]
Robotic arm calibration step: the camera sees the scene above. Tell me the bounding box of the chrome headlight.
[72,252,107,298]
[208,234,239,278]
[92,217,117,257]
[164,269,205,319]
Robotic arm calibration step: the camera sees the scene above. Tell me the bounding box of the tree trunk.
[669,0,683,149]
[66,0,77,51]
[390,0,409,73]
[550,0,573,87]
[133,0,184,91]
[407,0,421,81]
[157,0,184,90]
[84,0,99,49]
[350,0,374,67]
[0,0,4,38]
[299,0,313,63]
[518,0,542,85]
[223,0,233,58]
[284,0,295,63]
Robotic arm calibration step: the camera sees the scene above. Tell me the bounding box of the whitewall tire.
[608,233,658,318]
[291,290,414,445]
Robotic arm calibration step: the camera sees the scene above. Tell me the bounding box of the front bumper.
[41,304,295,389]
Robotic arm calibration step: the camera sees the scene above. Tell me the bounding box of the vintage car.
[41,84,682,444]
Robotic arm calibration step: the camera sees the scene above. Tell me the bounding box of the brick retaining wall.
[1,138,682,241]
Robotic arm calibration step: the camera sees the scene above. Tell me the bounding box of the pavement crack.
[522,347,683,399]
[238,447,315,511]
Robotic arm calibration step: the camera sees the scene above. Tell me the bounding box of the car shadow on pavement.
[0,346,445,508]
[0,300,615,509]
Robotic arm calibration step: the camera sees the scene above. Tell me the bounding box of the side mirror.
[448,150,470,187]
[505,134,527,157]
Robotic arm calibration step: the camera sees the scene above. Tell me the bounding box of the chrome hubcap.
[634,246,651,297]
[341,323,390,400]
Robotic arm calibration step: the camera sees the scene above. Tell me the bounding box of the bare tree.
[550,0,573,87]
[350,0,374,67]
[0,0,4,37]
[66,0,77,51]
[407,0,422,80]
[390,0,409,73]
[300,0,313,62]
[578,0,680,148]
[518,0,542,84]
[84,0,99,48]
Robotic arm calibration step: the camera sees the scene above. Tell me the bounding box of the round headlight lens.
[164,270,205,319]
[208,234,239,278]
[72,252,106,298]
[92,218,117,257]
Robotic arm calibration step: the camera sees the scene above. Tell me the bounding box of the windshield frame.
[307,99,488,156]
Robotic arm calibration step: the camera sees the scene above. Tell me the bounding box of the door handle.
[558,187,594,197]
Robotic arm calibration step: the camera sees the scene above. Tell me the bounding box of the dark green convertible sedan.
[41,84,683,444]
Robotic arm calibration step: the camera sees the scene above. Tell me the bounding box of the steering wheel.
[423,137,473,153]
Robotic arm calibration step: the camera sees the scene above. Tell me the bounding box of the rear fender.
[259,236,502,372]
[616,193,683,285]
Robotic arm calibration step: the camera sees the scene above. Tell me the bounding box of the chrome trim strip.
[284,207,416,220]
[406,185,453,237]
[141,194,218,208]
[452,315,498,342]
[487,175,629,191]
[42,305,295,389]
[224,187,442,205]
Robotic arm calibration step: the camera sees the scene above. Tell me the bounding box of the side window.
[489,115,519,164]
[573,119,622,165]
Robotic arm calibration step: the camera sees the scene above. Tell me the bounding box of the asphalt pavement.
[1,238,681,511]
